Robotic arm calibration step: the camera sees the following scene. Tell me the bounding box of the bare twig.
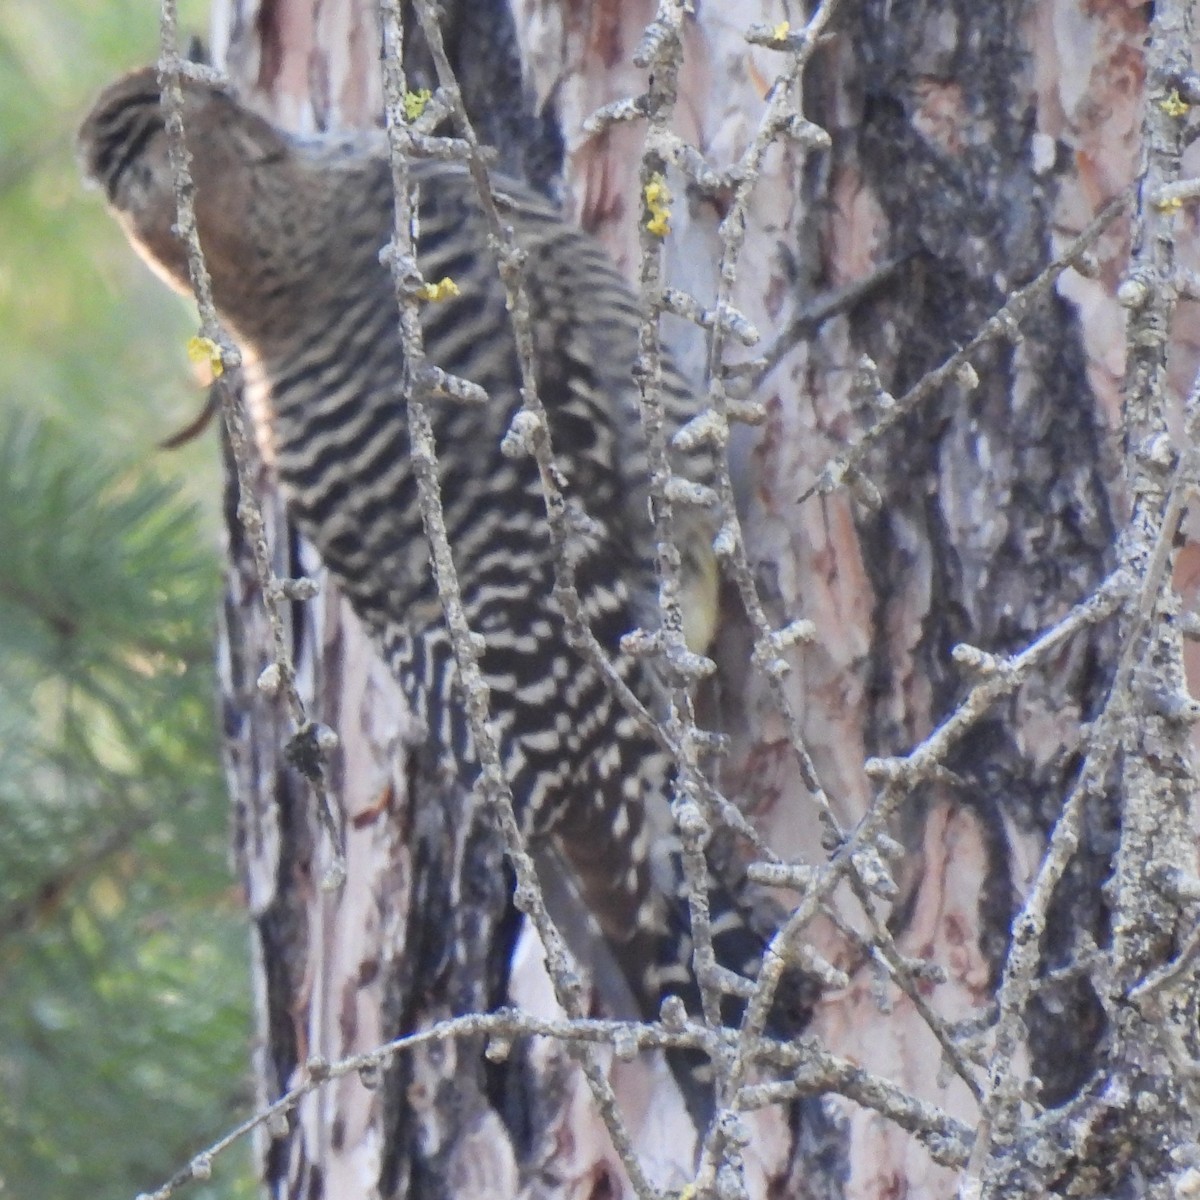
[156,0,345,886]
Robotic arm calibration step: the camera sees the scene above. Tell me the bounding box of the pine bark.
[212,1,1200,1197]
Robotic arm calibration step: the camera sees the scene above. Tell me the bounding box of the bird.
[79,65,804,1125]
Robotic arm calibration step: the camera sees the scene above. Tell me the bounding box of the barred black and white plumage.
[79,67,807,1123]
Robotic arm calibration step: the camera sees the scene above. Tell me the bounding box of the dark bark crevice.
[827,0,1122,1112]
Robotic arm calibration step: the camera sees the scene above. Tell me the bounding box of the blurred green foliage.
[0,2,255,1197]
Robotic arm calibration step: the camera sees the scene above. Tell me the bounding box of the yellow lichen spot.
[1156,194,1185,214]
[417,276,460,302]
[186,335,224,378]
[404,88,433,122]
[1161,88,1189,119]
[644,173,672,238]
[772,20,791,41]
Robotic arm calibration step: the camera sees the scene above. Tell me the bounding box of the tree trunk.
[212,1,1200,1197]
